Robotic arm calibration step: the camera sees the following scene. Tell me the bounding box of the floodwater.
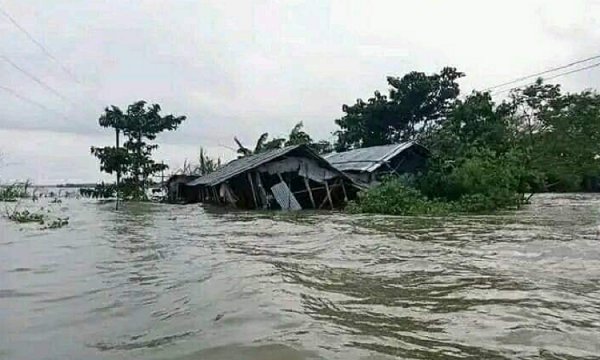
[1,194,600,360]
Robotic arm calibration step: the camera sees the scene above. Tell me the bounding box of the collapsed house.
[173,145,358,210]
[324,142,429,187]
[165,174,200,203]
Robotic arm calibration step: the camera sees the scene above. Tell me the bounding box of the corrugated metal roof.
[271,182,302,211]
[324,142,419,173]
[187,145,304,187]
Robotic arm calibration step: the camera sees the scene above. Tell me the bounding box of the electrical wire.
[0,5,80,84]
[483,54,600,92]
[491,60,600,96]
[0,54,72,104]
[0,84,68,118]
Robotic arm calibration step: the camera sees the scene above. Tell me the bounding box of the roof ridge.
[324,141,418,173]
[185,144,307,187]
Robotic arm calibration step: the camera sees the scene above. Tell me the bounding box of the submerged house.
[165,174,200,203]
[324,142,429,187]
[174,145,358,210]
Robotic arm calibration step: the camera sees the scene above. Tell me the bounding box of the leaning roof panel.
[324,142,417,173]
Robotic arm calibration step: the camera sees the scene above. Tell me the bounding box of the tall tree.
[507,78,562,151]
[334,67,464,150]
[503,79,564,190]
[91,101,186,200]
[426,78,600,193]
[529,89,600,190]
[426,91,516,157]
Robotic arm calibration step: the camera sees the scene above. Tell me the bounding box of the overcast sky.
[1,0,600,184]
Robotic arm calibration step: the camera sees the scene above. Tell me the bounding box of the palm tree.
[176,147,222,176]
[253,133,270,154]
[195,147,221,175]
[234,133,285,157]
[234,122,333,157]
[234,136,253,157]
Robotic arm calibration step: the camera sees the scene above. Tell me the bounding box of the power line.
[0,84,68,118]
[0,6,80,84]
[0,54,73,104]
[483,54,600,92]
[544,61,600,81]
[491,60,600,96]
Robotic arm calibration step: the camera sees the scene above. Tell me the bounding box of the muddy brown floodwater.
[1,193,600,360]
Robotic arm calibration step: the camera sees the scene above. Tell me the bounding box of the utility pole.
[115,128,120,211]
[138,128,143,197]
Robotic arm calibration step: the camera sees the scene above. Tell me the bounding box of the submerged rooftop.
[324,142,423,173]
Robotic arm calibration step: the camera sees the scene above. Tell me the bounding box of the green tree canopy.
[529,89,600,190]
[91,101,186,200]
[334,67,464,150]
[425,91,516,158]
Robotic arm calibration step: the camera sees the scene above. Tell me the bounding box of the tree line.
[343,68,600,214]
[91,67,600,209]
[336,68,600,193]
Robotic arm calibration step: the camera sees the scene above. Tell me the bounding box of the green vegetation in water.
[347,179,452,216]
[3,206,69,229]
[5,209,45,224]
[338,68,600,215]
[348,150,531,216]
[44,218,69,229]
[80,183,116,199]
[348,173,524,216]
[0,182,31,202]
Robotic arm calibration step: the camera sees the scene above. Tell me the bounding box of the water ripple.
[1,194,600,360]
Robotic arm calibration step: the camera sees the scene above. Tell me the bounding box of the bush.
[347,177,453,216]
[418,148,526,209]
[45,218,69,229]
[0,182,31,202]
[3,205,69,229]
[349,149,528,216]
[5,209,45,224]
[80,183,116,199]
